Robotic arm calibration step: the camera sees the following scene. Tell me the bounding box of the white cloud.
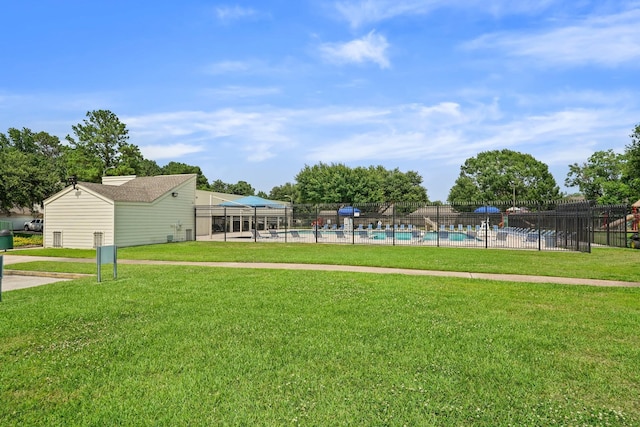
[242,142,276,162]
[124,109,295,163]
[203,61,252,75]
[319,31,390,68]
[215,5,258,22]
[465,8,640,67]
[313,107,391,124]
[302,101,633,170]
[334,0,556,28]
[205,86,281,98]
[140,143,205,160]
[117,97,636,186]
[202,58,297,76]
[335,0,438,28]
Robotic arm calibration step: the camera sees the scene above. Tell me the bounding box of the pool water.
[423,231,474,241]
[292,230,477,241]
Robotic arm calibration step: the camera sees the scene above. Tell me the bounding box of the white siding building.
[43,174,197,249]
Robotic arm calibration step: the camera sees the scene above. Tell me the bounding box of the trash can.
[0,230,13,251]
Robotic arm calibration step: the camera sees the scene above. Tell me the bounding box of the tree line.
[1,109,639,213]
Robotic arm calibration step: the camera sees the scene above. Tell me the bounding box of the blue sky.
[1,1,639,201]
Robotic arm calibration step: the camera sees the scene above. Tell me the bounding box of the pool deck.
[196,229,564,250]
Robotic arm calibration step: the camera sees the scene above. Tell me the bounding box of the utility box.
[0,230,13,251]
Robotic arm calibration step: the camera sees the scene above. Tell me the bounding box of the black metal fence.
[195,201,638,252]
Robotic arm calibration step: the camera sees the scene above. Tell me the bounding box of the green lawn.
[14,241,640,282]
[2,244,639,425]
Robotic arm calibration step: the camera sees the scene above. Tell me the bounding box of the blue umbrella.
[338,207,360,216]
[474,206,500,214]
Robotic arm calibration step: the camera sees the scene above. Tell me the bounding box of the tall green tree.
[623,123,640,201]
[448,149,561,203]
[208,179,256,195]
[379,167,429,202]
[565,149,629,204]
[227,181,255,196]
[161,161,209,189]
[66,110,141,181]
[0,128,65,211]
[209,179,231,193]
[295,162,428,204]
[269,182,298,203]
[137,158,163,177]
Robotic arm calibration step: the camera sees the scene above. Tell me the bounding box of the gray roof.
[79,174,196,202]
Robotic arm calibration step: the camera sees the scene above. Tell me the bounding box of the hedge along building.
[43,174,197,249]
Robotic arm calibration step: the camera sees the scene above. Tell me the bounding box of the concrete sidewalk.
[1,254,639,290]
[1,255,92,291]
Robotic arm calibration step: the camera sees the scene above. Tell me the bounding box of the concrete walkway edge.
[2,254,639,289]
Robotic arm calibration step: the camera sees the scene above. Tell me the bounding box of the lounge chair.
[268,230,281,238]
[314,230,324,239]
[251,229,268,239]
[290,230,301,238]
[336,230,347,239]
[358,230,371,239]
[525,232,539,243]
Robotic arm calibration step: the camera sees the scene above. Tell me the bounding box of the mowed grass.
[16,241,640,282]
[1,262,640,426]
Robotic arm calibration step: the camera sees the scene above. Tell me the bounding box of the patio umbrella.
[338,207,360,216]
[474,206,500,214]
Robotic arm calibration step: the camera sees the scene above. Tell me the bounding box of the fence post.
[484,203,489,249]
[284,206,288,243]
[537,205,541,251]
[436,205,440,247]
[392,203,396,246]
[625,204,629,248]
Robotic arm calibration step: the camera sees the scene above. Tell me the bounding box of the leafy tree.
[204,178,256,195]
[161,161,209,189]
[137,159,163,177]
[209,179,231,193]
[295,162,428,204]
[623,123,640,201]
[66,110,140,181]
[269,182,298,203]
[0,128,65,211]
[448,149,561,203]
[565,149,629,204]
[379,167,429,203]
[227,181,255,196]
[296,163,362,203]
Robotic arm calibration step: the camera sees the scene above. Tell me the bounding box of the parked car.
[24,219,44,232]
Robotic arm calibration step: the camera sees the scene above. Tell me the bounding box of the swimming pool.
[422,231,477,241]
[288,229,478,241]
